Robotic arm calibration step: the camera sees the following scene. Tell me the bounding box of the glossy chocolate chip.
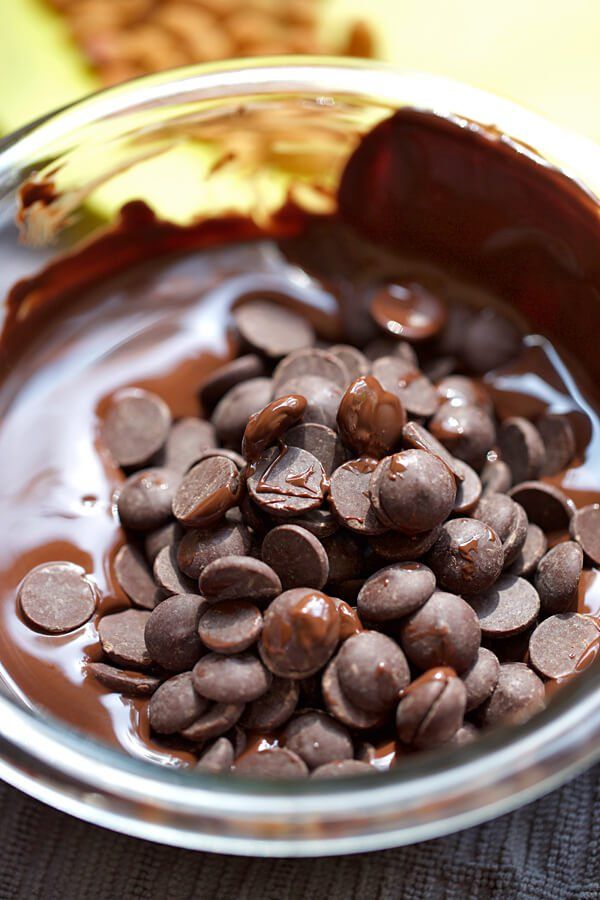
[473,492,520,543]
[333,598,363,641]
[509,481,574,532]
[199,556,281,604]
[396,668,466,749]
[19,562,97,635]
[357,563,436,621]
[153,544,196,596]
[508,524,548,578]
[501,502,529,568]
[233,299,315,359]
[180,702,244,743]
[329,344,370,380]
[529,613,600,680]
[192,652,271,703]
[199,355,267,410]
[452,459,482,515]
[570,504,600,565]
[337,631,410,712]
[329,457,387,535]
[286,508,339,539]
[479,663,545,727]
[234,747,309,778]
[336,375,406,459]
[461,647,500,712]
[117,467,179,531]
[240,677,300,731]
[435,375,492,413]
[98,609,152,668]
[322,655,384,730]
[198,601,262,654]
[283,710,354,769]
[370,449,456,535]
[159,417,216,473]
[261,525,329,591]
[102,388,171,469]
[498,417,546,484]
[537,413,576,476]
[322,531,364,583]
[276,374,343,430]
[172,456,242,528]
[311,759,375,779]
[87,662,160,697]
[247,445,326,517]
[470,574,540,638]
[211,377,273,448]
[369,525,442,563]
[145,593,206,672]
[535,542,583,614]
[401,420,464,481]
[273,347,349,394]
[114,543,163,610]
[399,590,481,674]
[196,737,235,773]
[427,518,504,596]
[149,672,208,734]
[364,336,418,366]
[372,356,438,418]
[448,723,479,745]
[461,309,522,373]
[241,394,306,463]
[177,520,251,579]
[259,589,340,679]
[429,402,496,471]
[480,457,512,494]
[370,282,447,342]
[285,422,347,476]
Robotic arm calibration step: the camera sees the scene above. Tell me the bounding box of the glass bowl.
[0,59,598,857]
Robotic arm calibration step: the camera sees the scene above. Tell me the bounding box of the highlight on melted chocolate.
[0,107,599,778]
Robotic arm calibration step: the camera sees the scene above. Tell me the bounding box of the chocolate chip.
[247,445,326,517]
[242,394,307,463]
[286,422,347,476]
[470,574,540,638]
[19,561,91,637]
[233,299,315,358]
[461,647,500,711]
[337,631,410,712]
[311,759,375,778]
[370,450,456,534]
[159,417,217,473]
[479,663,545,727]
[336,375,406,458]
[423,355,457,383]
[501,502,529,568]
[199,556,281,603]
[534,542,583,614]
[172,456,242,528]
[322,655,384,729]
[286,508,339,539]
[498,417,546,484]
[329,457,387,535]
[149,672,208,734]
[473,492,520,543]
[192,448,247,471]
[435,375,492,413]
[117,467,179,531]
[199,354,267,410]
[570,504,600,565]
[480,457,512,494]
[537,413,576,476]
[452,459,482,515]
[322,531,364,583]
[177,520,251,579]
[462,309,521,373]
[429,402,496,471]
[364,336,418,366]
[529,613,600,679]
[436,304,473,358]
[427,518,504,596]
[211,377,273,448]
[401,420,464,481]
[192,651,271,704]
[399,590,481,674]
[196,737,235,773]
[180,702,244,742]
[369,525,442,563]
[329,344,370,380]
[370,282,447,341]
[276,374,343,429]
[240,676,300,731]
[114,543,163,610]
[282,710,354,768]
[198,601,262,654]
[234,747,308,778]
[357,562,436,621]
[153,544,196,596]
[396,668,466,749]
[261,525,329,591]
[102,388,171,469]
[87,662,160,697]
[371,356,438,418]
[145,593,206,671]
[334,598,363,641]
[448,723,479,745]
[509,481,574,532]
[508,524,548,578]
[98,609,152,668]
[144,521,182,566]
[259,588,340,679]
[273,347,349,394]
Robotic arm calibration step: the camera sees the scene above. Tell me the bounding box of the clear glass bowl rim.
[0,57,598,857]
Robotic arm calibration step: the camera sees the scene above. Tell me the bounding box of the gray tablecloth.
[0,766,598,899]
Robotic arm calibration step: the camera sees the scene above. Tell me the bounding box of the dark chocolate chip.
[198,600,262,654]
[337,630,410,712]
[145,593,207,671]
[114,543,163,610]
[329,344,370,380]
[401,420,464,481]
[498,417,546,484]
[273,347,349,394]
[322,531,364,583]
[369,525,442,563]
[195,737,235,773]
[370,449,456,534]
[172,456,242,528]
[462,309,522,373]
[448,723,479,745]
[336,375,406,458]
[242,394,306,463]
[322,655,384,729]
[286,422,347,476]
[117,467,179,531]
[311,759,375,778]
[508,524,548,578]
[180,702,244,742]
[570,504,600,565]
[435,375,492,413]
[372,356,438,418]
[286,508,339,539]
[537,413,576,476]
[177,520,251,579]
[158,417,216,473]
[283,710,354,769]
[144,521,182,566]
[461,647,500,711]
[370,282,447,342]
[399,590,481,674]
[396,668,466,749]
[452,459,482,515]
[261,525,330,591]
[329,457,388,535]
[247,445,326,517]
[87,662,161,697]
[192,652,271,703]
[149,672,208,734]
[534,542,583,614]
[276,374,343,429]
[429,402,496,471]
[480,456,512,494]
[234,747,308,778]
[529,613,600,679]
[509,481,575,532]
[259,588,340,679]
[153,544,196,596]
[470,574,540,638]
[427,518,504,596]
[357,562,436,621]
[436,304,474,358]
[473,492,520,543]
[240,676,300,731]
[199,556,281,604]
[479,663,545,727]
[19,562,97,634]
[211,377,273,448]
[199,354,267,410]
[98,609,152,668]
[233,299,315,358]
[102,388,171,469]
[501,502,529,568]
[364,336,418,366]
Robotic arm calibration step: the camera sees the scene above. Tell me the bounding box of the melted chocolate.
[242,395,306,463]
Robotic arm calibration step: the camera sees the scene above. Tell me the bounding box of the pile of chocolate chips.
[18,284,600,778]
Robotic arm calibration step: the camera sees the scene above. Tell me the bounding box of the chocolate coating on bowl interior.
[508,481,574,532]
[370,449,456,534]
[285,422,347,476]
[427,518,504,596]
[172,456,242,528]
[145,593,207,672]
[570,504,600,565]
[211,377,273,448]
[159,417,216,474]
[534,542,583,615]
[282,710,354,769]
[261,525,330,591]
[246,445,326,517]
[461,647,500,712]
[370,282,447,341]
[240,676,300,731]
[336,375,406,458]
[101,387,171,468]
[177,519,251,579]
[199,555,281,604]
[199,354,267,410]
[98,609,152,668]
[357,562,436,622]
[529,613,600,680]
[149,672,208,734]
[429,402,496,471]
[497,417,546,484]
[114,543,163,610]
[259,588,340,679]
[197,600,262,654]
[329,457,387,535]
[87,662,161,697]
[234,747,308,779]
[117,467,179,531]
[396,667,466,749]
[19,562,97,635]
[337,631,410,712]
[321,655,385,730]
[399,590,481,674]
[192,652,271,703]
[233,298,315,359]
[469,574,540,638]
[241,394,306,463]
[272,347,349,393]
[479,663,545,728]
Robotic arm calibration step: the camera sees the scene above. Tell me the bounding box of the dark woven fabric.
[0,766,598,900]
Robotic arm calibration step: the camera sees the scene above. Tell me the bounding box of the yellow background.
[0,0,598,140]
